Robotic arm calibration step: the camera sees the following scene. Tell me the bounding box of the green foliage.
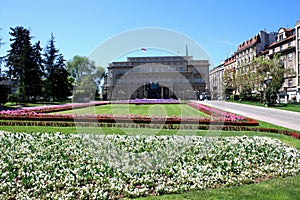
[5,26,43,102]
[67,56,104,102]
[252,54,285,105]
[0,85,9,105]
[43,34,71,101]
[7,94,19,105]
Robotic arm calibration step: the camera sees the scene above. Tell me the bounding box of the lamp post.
[263,71,273,106]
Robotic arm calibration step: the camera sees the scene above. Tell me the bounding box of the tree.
[0,30,4,69]
[43,34,71,101]
[6,26,43,102]
[251,54,285,105]
[66,56,104,102]
[0,85,9,105]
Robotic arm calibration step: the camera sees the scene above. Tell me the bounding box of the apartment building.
[209,63,224,99]
[263,27,298,102]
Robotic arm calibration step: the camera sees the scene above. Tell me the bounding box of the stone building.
[209,63,224,100]
[262,27,298,102]
[235,31,277,94]
[104,56,209,100]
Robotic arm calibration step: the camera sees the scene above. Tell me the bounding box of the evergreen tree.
[6,26,43,102]
[43,33,71,101]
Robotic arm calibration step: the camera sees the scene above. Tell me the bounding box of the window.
[280,45,283,51]
[179,66,183,72]
[288,53,293,62]
[288,79,293,87]
[279,34,284,41]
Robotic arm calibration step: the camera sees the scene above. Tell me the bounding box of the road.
[193,101,300,131]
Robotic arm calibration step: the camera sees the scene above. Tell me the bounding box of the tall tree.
[43,33,71,101]
[252,54,285,105]
[6,26,43,102]
[66,55,104,101]
[0,30,3,69]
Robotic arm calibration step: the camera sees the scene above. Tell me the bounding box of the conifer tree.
[6,26,43,102]
[43,33,71,101]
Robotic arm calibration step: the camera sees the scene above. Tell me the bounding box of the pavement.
[193,100,300,131]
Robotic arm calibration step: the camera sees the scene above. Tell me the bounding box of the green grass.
[0,126,299,150]
[0,125,299,199]
[136,175,300,200]
[3,100,71,108]
[1,102,300,200]
[229,100,300,112]
[54,104,209,117]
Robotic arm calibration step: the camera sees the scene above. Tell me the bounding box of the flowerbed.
[187,102,259,126]
[0,131,299,199]
[22,101,108,113]
[113,99,180,104]
[0,102,258,126]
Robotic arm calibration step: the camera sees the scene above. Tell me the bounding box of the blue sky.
[1,0,300,69]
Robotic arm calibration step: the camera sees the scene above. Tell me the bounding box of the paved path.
[193,101,300,131]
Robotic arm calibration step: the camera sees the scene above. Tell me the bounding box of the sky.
[1,0,300,70]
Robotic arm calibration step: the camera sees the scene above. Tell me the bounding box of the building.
[222,55,236,95]
[209,63,224,100]
[296,21,300,102]
[235,30,277,94]
[104,56,210,100]
[263,27,297,102]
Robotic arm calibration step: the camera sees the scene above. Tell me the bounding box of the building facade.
[210,21,300,103]
[235,31,277,94]
[104,56,209,100]
[263,27,298,102]
[209,63,224,100]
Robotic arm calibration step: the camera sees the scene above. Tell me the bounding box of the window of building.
[288,42,292,47]
[280,45,283,51]
[298,28,300,37]
[279,34,284,41]
[288,53,293,62]
[288,79,293,87]
[179,66,183,72]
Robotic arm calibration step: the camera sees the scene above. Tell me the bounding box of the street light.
[263,71,273,106]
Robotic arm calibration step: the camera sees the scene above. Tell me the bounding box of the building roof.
[267,34,295,48]
[224,55,236,65]
[237,34,261,52]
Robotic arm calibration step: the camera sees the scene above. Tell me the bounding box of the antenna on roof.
[185,43,189,56]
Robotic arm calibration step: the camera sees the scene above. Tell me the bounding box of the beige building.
[235,31,277,94]
[296,21,300,101]
[263,27,298,102]
[209,63,224,99]
[105,56,209,100]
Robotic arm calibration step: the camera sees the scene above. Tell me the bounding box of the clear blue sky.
[1,0,300,69]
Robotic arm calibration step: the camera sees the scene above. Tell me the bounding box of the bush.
[7,94,19,105]
[0,85,9,105]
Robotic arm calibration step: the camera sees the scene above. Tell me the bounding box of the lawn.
[0,126,299,151]
[54,104,209,117]
[137,175,300,200]
[0,129,299,199]
[0,102,299,199]
[229,100,300,112]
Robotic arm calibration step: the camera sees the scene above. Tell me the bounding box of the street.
[194,101,300,131]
